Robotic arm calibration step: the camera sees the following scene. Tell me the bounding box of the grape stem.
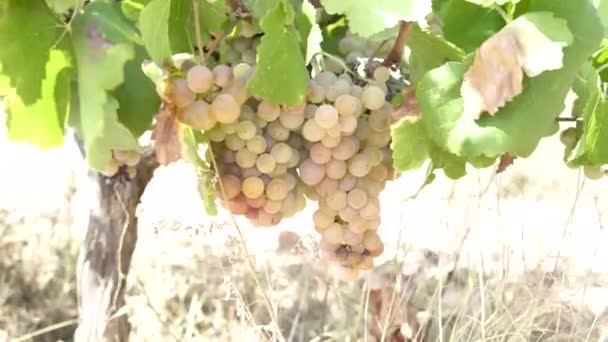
[382,21,412,67]
[192,0,206,63]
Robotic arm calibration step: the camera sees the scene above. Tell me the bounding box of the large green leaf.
[441,0,505,52]
[297,0,323,64]
[0,0,62,104]
[45,0,77,14]
[568,69,608,166]
[247,0,308,106]
[416,0,603,159]
[139,0,172,64]
[320,0,432,38]
[71,1,140,171]
[406,24,465,83]
[391,119,431,172]
[111,46,160,138]
[5,49,72,148]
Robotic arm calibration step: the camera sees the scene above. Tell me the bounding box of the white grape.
[267,121,290,141]
[361,86,385,111]
[302,119,325,142]
[326,190,347,211]
[186,65,214,93]
[256,153,276,174]
[315,105,339,129]
[335,94,360,117]
[322,223,344,244]
[270,142,293,164]
[315,177,339,197]
[339,116,358,135]
[220,122,238,134]
[246,135,267,154]
[310,143,332,164]
[360,198,380,220]
[326,159,347,180]
[350,85,363,98]
[266,178,289,201]
[282,173,298,190]
[338,173,356,192]
[232,62,253,80]
[343,229,364,245]
[263,200,283,214]
[321,134,341,149]
[236,120,257,140]
[213,64,233,88]
[347,188,368,209]
[246,194,266,209]
[313,209,335,232]
[348,217,368,234]
[338,206,357,222]
[257,100,281,122]
[373,66,390,83]
[235,148,257,168]
[308,82,326,104]
[279,111,305,130]
[207,127,226,142]
[241,167,261,178]
[348,153,371,177]
[314,71,338,87]
[368,164,388,183]
[211,93,240,124]
[368,109,391,132]
[171,79,196,108]
[363,231,382,251]
[366,131,391,147]
[325,123,343,138]
[223,84,248,105]
[225,134,246,151]
[299,158,326,186]
[332,136,359,161]
[242,176,265,199]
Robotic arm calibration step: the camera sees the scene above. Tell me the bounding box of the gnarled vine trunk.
[74,151,157,342]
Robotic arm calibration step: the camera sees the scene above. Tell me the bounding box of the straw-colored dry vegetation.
[1,118,608,342]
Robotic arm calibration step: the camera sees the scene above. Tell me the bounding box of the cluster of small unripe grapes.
[560,127,607,180]
[338,31,394,64]
[100,149,141,179]
[154,54,397,279]
[220,22,260,66]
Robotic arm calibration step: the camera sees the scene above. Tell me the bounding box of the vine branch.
[382,21,413,67]
[556,117,581,122]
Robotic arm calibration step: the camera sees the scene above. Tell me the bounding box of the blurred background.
[1,101,608,341]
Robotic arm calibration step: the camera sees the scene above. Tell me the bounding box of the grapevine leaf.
[594,0,608,36]
[71,1,140,171]
[464,0,519,6]
[417,0,603,159]
[0,65,10,95]
[247,0,308,106]
[168,0,228,54]
[111,46,160,137]
[0,0,62,105]
[250,0,280,20]
[182,127,218,216]
[441,0,505,52]
[320,0,432,38]
[320,17,348,56]
[430,148,467,179]
[5,49,72,148]
[568,75,608,166]
[45,0,77,14]
[120,0,151,21]
[391,118,430,172]
[407,24,465,83]
[139,0,172,64]
[461,12,573,119]
[571,63,598,118]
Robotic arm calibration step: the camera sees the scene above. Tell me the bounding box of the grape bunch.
[100,149,141,179]
[220,22,260,66]
[302,69,397,279]
[153,53,398,279]
[559,126,607,180]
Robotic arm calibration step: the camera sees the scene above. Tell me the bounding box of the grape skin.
[187,65,214,93]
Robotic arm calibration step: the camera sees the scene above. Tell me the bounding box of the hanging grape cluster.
[153,52,399,279]
[100,149,141,179]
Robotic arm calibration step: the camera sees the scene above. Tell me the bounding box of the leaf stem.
[493,4,512,24]
[192,0,206,64]
[556,117,581,122]
[382,21,412,67]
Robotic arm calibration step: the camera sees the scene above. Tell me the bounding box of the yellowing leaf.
[461,12,573,119]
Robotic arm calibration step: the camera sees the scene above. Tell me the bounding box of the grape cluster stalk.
[155,55,398,280]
